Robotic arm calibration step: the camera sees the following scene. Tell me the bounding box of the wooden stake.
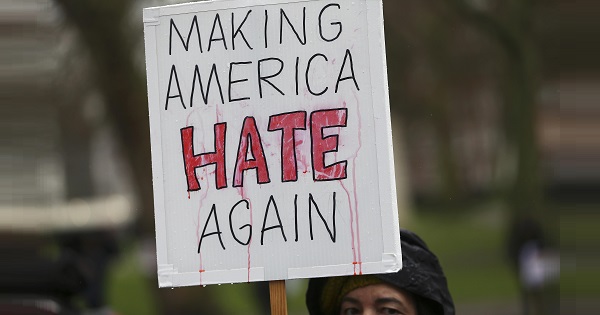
[269,280,288,315]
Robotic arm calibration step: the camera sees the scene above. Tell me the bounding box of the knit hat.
[306,229,455,315]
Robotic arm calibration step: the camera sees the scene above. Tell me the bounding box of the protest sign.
[143,0,401,288]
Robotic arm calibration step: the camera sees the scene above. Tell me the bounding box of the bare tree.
[446,0,542,218]
[54,0,155,234]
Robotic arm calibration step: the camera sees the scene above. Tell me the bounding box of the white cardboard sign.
[143,0,401,287]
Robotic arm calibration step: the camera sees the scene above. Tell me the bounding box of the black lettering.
[229,199,252,246]
[258,58,285,98]
[306,53,329,96]
[228,61,252,102]
[191,63,225,106]
[208,13,228,52]
[295,57,300,96]
[318,3,342,42]
[264,9,269,49]
[165,64,186,110]
[169,16,203,55]
[260,195,287,245]
[231,10,253,50]
[308,192,336,243]
[294,194,299,242]
[198,204,226,252]
[279,7,306,45]
[335,49,360,93]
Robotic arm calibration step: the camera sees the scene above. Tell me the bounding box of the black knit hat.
[306,229,455,315]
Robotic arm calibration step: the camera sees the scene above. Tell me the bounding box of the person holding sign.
[306,230,455,315]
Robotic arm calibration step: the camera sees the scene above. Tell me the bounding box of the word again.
[198,192,338,252]
[181,108,348,192]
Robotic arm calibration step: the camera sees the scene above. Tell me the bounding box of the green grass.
[106,246,158,315]
[559,208,600,298]
[212,282,263,315]
[405,204,520,303]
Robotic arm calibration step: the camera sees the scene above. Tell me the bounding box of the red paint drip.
[339,97,364,275]
[186,106,215,284]
[297,138,310,175]
[215,103,223,123]
[247,200,253,282]
[336,100,357,274]
[341,181,357,275]
[298,153,309,174]
[237,187,253,282]
[195,167,209,285]
[351,92,364,275]
[185,109,197,127]
[348,173,362,275]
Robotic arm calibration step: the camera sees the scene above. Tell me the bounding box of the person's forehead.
[345,283,413,302]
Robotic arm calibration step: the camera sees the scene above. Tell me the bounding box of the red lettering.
[268,111,307,182]
[233,117,271,186]
[310,108,348,181]
[181,124,228,191]
[182,108,350,191]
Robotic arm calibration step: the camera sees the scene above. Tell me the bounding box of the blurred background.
[0,0,588,314]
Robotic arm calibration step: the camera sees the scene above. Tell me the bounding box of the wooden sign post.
[143,0,401,312]
[269,280,288,315]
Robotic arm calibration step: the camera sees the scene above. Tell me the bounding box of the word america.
[182,108,348,191]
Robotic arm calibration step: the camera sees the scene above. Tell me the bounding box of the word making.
[182,108,348,191]
[169,3,344,54]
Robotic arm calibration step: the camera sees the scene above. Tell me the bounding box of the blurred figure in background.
[507,215,559,315]
[508,216,545,315]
